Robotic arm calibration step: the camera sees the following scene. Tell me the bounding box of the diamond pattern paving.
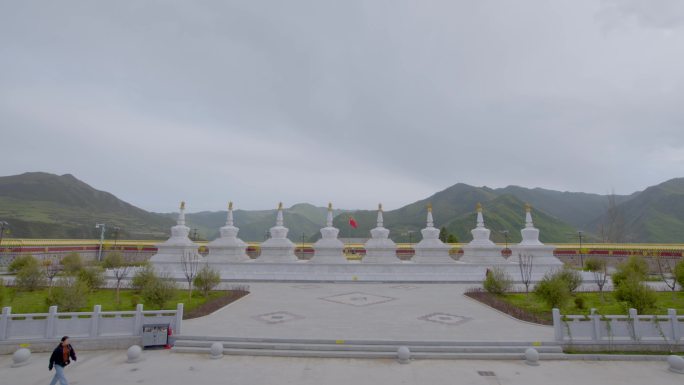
[320,292,397,307]
[390,284,419,290]
[418,312,472,326]
[252,311,305,324]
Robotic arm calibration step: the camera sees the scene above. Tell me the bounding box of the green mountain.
[332,184,579,243]
[441,194,579,244]
[0,172,174,239]
[493,185,635,229]
[171,203,351,242]
[589,178,684,243]
[3,172,684,243]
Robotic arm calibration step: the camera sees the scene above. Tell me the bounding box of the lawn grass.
[2,287,230,313]
[502,291,684,321]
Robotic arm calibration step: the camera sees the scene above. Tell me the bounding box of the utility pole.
[113,226,121,250]
[502,230,509,251]
[407,230,414,245]
[578,230,584,267]
[95,223,106,262]
[301,233,306,258]
[0,221,9,249]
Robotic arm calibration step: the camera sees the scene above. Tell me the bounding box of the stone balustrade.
[553,308,683,343]
[0,304,183,341]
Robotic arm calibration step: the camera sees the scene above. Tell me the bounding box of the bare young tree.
[103,252,132,304]
[518,253,534,294]
[585,257,608,300]
[180,250,201,299]
[42,256,61,294]
[599,192,626,243]
[655,251,678,296]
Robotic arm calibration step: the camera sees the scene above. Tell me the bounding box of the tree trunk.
[116,280,121,304]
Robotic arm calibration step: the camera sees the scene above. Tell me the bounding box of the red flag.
[348,217,358,229]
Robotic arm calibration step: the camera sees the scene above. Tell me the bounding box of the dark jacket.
[49,344,77,370]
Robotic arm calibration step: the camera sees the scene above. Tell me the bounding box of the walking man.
[48,336,77,385]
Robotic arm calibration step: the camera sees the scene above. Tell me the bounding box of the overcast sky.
[1,1,684,212]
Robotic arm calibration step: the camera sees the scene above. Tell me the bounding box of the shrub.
[555,267,583,293]
[8,255,38,273]
[131,294,141,308]
[534,273,571,309]
[613,276,657,313]
[141,276,176,309]
[15,263,47,291]
[61,252,84,274]
[612,256,649,288]
[131,265,158,292]
[194,265,221,298]
[77,267,105,291]
[584,257,605,272]
[483,267,512,295]
[574,296,585,310]
[674,259,684,290]
[46,277,89,311]
[102,252,125,269]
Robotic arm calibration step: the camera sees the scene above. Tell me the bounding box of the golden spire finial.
[427,202,432,212]
[180,201,185,210]
[228,201,233,210]
[278,202,283,210]
[378,203,383,212]
[525,203,531,213]
[476,202,482,212]
[328,202,332,211]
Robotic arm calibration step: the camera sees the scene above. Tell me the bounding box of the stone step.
[172,340,562,353]
[173,335,559,347]
[172,346,567,360]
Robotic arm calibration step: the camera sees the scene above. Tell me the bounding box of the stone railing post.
[133,304,144,335]
[0,307,10,340]
[90,305,101,337]
[668,309,679,342]
[628,308,640,341]
[552,308,562,341]
[590,308,600,341]
[45,306,58,339]
[175,303,184,335]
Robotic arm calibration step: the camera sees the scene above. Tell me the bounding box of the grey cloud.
[599,0,684,30]
[1,1,683,211]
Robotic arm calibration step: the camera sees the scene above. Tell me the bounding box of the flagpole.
[347,214,350,256]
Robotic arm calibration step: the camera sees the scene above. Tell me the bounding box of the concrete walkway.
[2,350,681,385]
[183,283,553,342]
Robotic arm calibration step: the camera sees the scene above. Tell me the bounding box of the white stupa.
[150,201,201,263]
[311,203,347,263]
[458,203,506,264]
[362,204,400,263]
[509,204,563,265]
[206,201,250,262]
[255,202,298,263]
[412,203,453,263]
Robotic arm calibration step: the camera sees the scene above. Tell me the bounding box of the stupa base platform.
[149,260,590,283]
[458,246,508,264]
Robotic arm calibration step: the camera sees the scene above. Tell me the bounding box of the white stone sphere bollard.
[11,348,31,367]
[397,346,411,364]
[668,355,684,374]
[210,342,224,359]
[126,345,143,363]
[524,348,540,366]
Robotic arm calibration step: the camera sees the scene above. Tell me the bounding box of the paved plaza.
[183,283,553,341]
[2,349,681,385]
